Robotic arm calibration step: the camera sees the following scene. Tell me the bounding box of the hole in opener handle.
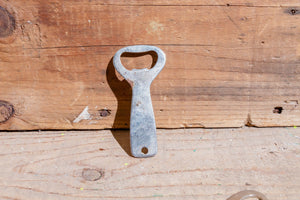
[113,45,166,157]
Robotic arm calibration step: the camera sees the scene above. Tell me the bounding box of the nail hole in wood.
[285,8,300,15]
[99,109,111,117]
[290,9,298,15]
[273,107,283,114]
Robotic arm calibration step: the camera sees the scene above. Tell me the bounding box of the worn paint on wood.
[0,128,299,199]
[0,0,300,130]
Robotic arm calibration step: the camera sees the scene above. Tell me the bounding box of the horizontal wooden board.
[42,0,300,7]
[0,0,300,129]
[0,128,299,199]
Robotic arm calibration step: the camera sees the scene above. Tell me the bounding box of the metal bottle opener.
[113,45,166,158]
[226,190,268,200]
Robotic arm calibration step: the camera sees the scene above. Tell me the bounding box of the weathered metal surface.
[227,190,269,200]
[113,45,166,157]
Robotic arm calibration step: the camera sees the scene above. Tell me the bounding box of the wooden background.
[1,128,299,200]
[0,0,300,130]
[1,1,300,199]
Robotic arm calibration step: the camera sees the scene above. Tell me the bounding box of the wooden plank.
[0,1,300,129]
[48,0,300,7]
[0,128,299,199]
[8,2,300,48]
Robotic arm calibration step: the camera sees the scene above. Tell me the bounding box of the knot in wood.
[0,100,14,123]
[0,6,15,38]
[82,168,103,181]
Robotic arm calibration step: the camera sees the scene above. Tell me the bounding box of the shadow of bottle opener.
[113,45,166,158]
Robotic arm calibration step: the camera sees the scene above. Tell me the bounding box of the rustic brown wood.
[0,128,299,199]
[0,0,300,130]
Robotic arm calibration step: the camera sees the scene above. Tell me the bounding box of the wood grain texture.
[0,0,300,129]
[0,128,299,199]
